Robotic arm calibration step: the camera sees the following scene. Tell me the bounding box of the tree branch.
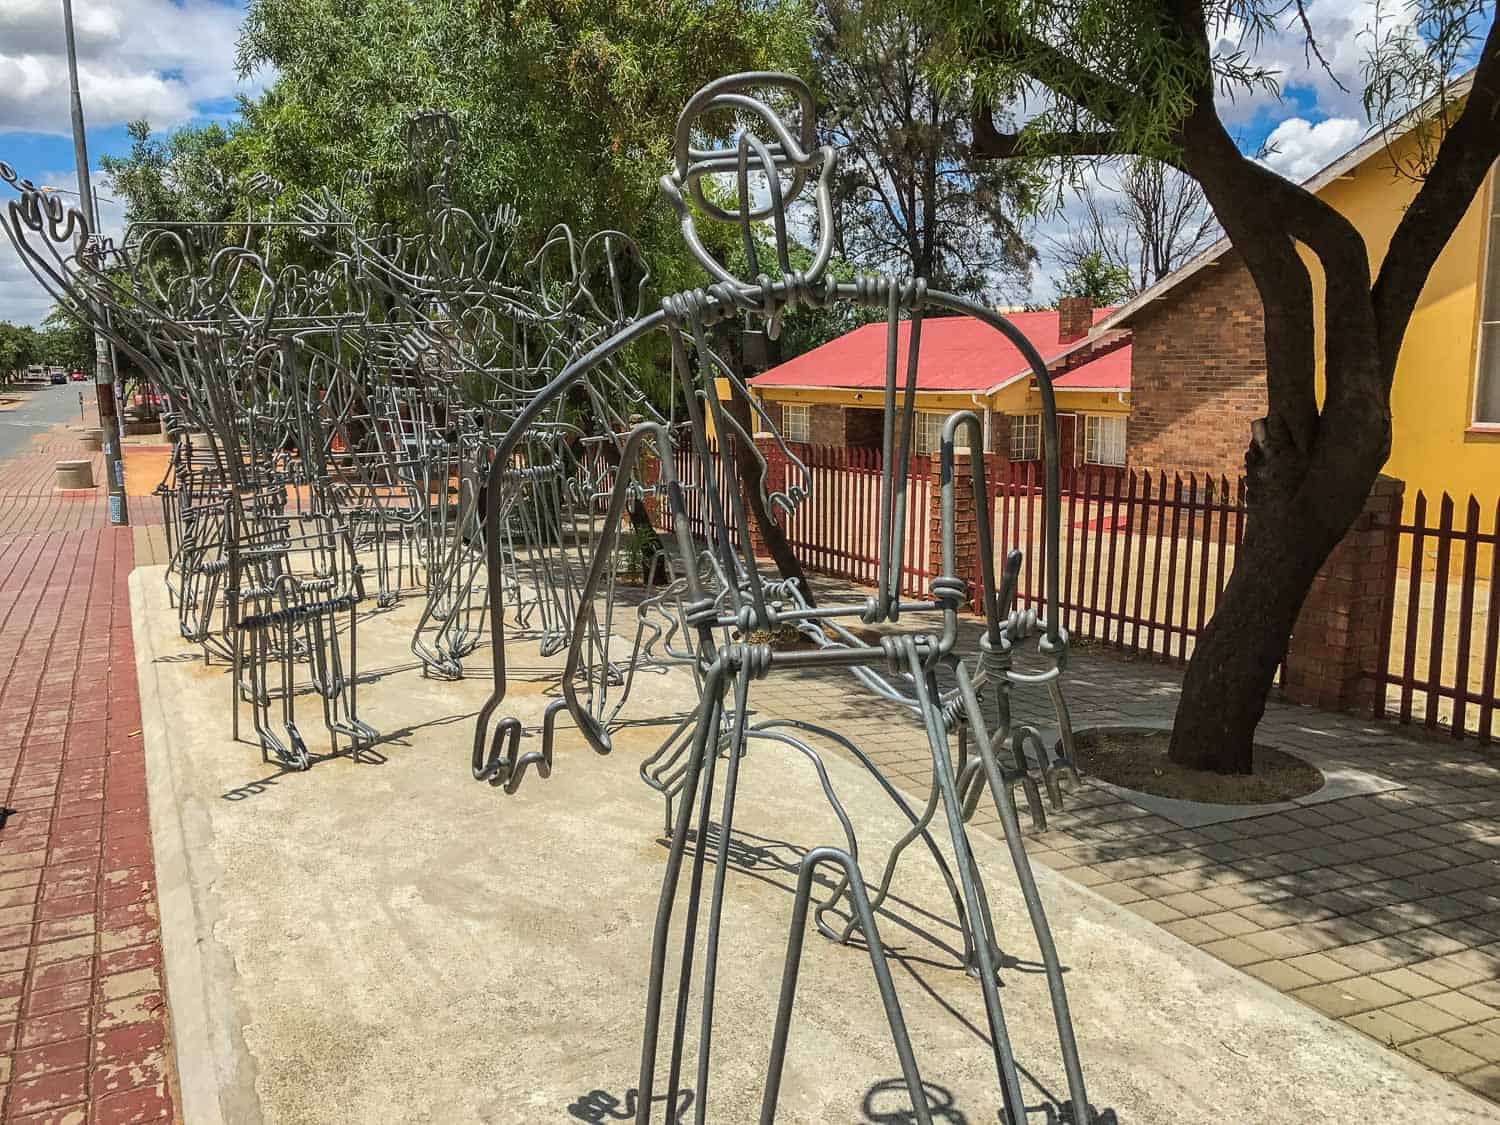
[1372,20,1500,384]
[970,101,1122,159]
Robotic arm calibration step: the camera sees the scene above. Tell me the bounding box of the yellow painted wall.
[744,382,1131,435]
[1022,388,1131,417]
[1304,132,1498,508]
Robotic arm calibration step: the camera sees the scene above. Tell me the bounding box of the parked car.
[69,370,87,382]
[48,370,67,385]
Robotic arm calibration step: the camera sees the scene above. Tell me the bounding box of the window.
[1476,172,1500,426]
[1084,414,1127,466]
[913,411,947,456]
[1009,413,1041,461]
[782,403,810,443]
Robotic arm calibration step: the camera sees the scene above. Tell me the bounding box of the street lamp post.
[61,0,129,525]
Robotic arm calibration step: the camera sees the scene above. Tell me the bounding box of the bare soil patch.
[1076,729,1323,804]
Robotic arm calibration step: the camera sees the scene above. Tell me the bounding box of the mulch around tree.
[1076,729,1324,804]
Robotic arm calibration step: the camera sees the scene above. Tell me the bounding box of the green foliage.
[1056,250,1131,306]
[40,304,97,372]
[0,309,95,378]
[222,0,813,292]
[923,0,1487,193]
[100,120,237,228]
[0,321,43,379]
[97,0,819,418]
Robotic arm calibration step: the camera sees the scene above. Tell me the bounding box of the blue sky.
[0,0,1488,322]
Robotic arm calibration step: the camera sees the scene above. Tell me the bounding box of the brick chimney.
[1057,296,1093,344]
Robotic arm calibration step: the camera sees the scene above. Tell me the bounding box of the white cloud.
[1,168,131,329]
[1260,116,1365,181]
[0,0,260,135]
[0,0,254,325]
[1210,0,1419,129]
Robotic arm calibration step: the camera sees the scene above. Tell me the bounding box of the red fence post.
[1283,474,1406,714]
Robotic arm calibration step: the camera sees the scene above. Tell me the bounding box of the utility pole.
[62,0,129,525]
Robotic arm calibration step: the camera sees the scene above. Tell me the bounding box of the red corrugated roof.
[1050,341,1131,390]
[750,307,1124,392]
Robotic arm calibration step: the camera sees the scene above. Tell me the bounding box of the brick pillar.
[749,434,788,557]
[1283,474,1405,713]
[929,451,984,612]
[638,442,662,525]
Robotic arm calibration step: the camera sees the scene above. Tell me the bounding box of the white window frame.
[1473,169,1500,427]
[1009,413,1041,461]
[1083,414,1127,467]
[912,411,948,456]
[782,403,810,443]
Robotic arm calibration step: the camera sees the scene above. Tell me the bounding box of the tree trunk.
[1168,511,1329,772]
[723,393,816,606]
[1169,387,1389,772]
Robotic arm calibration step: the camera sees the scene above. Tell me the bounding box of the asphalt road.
[0,382,88,463]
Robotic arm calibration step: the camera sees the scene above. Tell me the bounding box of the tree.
[100,0,817,416]
[40,305,95,372]
[1056,250,1131,306]
[816,0,1037,301]
[223,0,812,295]
[930,0,1500,772]
[1049,158,1218,296]
[0,321,42,380]
[100,121,236,230]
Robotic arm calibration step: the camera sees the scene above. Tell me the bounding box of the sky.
[0,0,1484,323]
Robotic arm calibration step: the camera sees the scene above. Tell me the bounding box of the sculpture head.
[660,73,837,292]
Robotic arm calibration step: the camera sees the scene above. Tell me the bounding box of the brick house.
[1101,249,1267,480]
[743,298,1132,482]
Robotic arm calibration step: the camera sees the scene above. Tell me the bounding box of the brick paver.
[753,575,1500,1107]
[0,421,175,1122]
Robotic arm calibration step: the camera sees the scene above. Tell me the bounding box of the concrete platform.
[129,568,1500,1124]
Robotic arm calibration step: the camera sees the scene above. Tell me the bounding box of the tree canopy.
[1056,250,1131,306]
[102,0,814,298]
[0,321,42,379]
[0,313,96,377]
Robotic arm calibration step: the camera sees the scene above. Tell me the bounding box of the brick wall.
[989,414,1012,465]
[809,403,844,446]
[1127,251,1267,480]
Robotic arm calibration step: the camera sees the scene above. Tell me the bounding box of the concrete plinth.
[129,569,1499,1125]
[54,458,94,489]
[79,427,103,451]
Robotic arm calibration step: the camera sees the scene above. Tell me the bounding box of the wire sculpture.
[468,73,1112,1125]
[2,68,1112,1123]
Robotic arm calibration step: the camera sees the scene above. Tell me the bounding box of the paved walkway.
[753,577,1500,1106]
[0,408,176,1123]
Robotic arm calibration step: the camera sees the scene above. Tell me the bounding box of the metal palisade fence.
[1375,491,1500,742]
[660,439,1499,743]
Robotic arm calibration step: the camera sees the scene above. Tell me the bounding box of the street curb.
[132,567,264,1125]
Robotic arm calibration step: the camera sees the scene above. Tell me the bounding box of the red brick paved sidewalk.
[0,436,176,1120]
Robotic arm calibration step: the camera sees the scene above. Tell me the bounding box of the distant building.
[743,297,1131,481]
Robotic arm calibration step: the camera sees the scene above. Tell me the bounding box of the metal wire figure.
[469,74,1112,1125]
